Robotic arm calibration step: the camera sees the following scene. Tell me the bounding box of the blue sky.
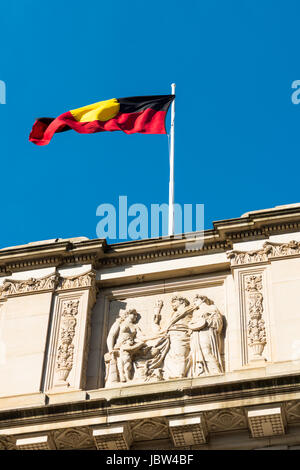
[0,0,300,247]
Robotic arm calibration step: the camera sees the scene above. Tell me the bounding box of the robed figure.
[188,295,223,376]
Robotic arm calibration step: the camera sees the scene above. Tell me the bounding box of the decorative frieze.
[0,270,96,299]
[227,240,300,266]
[57,271,96,291]
[0,273,59,298]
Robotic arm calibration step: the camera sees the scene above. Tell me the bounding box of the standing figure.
[188,295,223,376]
[105,309,144,385]
[163,295,193,379]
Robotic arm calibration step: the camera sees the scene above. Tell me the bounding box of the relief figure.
[105,309,145,384]
[160,295,193,379]
[104,293,224,387]
[188,295,223,376]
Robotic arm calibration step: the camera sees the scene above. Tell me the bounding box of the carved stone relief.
[227,240,300,266]
[0,435,15,450]
[130,418,169,442]
[57,271,96,291]
[42,270,97,391]
[104,292,224,387]
[205,408,247,433]
[0,273,59,298]
[285,401,300,423]
[244,274,267,360]
[53,427,95,450]
[0,270,96,299]
[55,300,80,385]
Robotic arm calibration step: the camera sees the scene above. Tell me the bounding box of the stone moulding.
[227,240,300,266]
[99,241,230,267]
[0,270,96,299]
[2,388,300,449]
[0,206,300,275]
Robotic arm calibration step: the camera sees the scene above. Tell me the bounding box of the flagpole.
[168,83,176,236]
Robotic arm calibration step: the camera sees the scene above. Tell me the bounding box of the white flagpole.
[168,83,176,236]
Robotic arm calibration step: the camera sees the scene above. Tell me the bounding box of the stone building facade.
[1,204,300,450]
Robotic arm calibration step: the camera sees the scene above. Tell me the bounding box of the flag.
[29,95,175,146]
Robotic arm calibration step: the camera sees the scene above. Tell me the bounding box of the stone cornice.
[97,206,300,267]
[0,239,105,276]
[0,373,300,434]
[1,205,300,273]
[99,238,230,267]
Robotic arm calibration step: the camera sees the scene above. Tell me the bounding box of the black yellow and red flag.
[29,95,175,146]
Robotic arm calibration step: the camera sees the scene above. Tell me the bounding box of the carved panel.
[44,270,97,392]
[130,418,169,442]
[104,292,224,388]
[239,270,268,364]
[0,273,59,298]
[227,240,300,266]
[227,248,268,266]
[55,299,79,386]
[205,408,247,433]
[0,270,96,299]
[285,400,300,423]
[245,275,266,360]
[53,427,95,450]
[57,271,96,291]
[0,435,15,450]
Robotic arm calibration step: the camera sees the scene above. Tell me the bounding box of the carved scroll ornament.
[227,240,300,266]
[0,273,59,297]
[0,270,96,298]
